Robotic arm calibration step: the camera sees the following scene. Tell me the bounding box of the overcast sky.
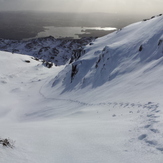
[0,0,162,15]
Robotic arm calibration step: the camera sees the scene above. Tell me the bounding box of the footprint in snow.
[145,140,158,146]
[138,134,147,140]
[144,125,151,128]
[157,148,163,152]
[147,114,155,117]
[150,128,159,133]
[1,80,7,84]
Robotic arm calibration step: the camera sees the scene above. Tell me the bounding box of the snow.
[0,15,163,163]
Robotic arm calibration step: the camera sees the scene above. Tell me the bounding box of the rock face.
[0,36,95,66]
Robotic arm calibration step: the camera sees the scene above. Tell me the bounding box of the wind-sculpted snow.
[0,36,94,66]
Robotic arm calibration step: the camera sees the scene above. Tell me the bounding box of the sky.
[0,0,162,15]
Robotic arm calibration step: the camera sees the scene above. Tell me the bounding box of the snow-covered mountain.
[0,36,94,66]
[51,14,163,93]
[0,14,163,163]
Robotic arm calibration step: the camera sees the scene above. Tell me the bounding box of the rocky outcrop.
[0,36,95,66]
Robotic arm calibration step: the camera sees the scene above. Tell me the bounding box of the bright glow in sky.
[0,0,162,15]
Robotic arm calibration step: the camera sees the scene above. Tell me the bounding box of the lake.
[35,26,117,39]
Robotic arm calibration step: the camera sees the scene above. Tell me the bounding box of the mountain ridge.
[0,36,94,66]
[50,14,163,93]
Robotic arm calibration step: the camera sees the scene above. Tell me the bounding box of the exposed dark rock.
[69,48,84,64]
[139,45,143,51]
[25,60,30,63]
[25,43,33,49]
[0,138,14,148]
[71,64,78,82]
[46,62,53,68]
[2,139,9,146]
[95,57,101,68]
[38,47,50,55]
[143,19,149,21]
[0,37,95,66]
[158,40,163,46]
[12,49,19,53]
[52,48,59,55]
[31,57,39,61]
[42,60,53,68]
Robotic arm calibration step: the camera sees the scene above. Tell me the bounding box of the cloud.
[0,0,162,15]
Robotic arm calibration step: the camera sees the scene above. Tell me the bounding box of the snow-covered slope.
[0,15,163,163]
[51,14,163,95]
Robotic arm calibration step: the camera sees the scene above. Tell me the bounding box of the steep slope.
[47,14,163,100]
